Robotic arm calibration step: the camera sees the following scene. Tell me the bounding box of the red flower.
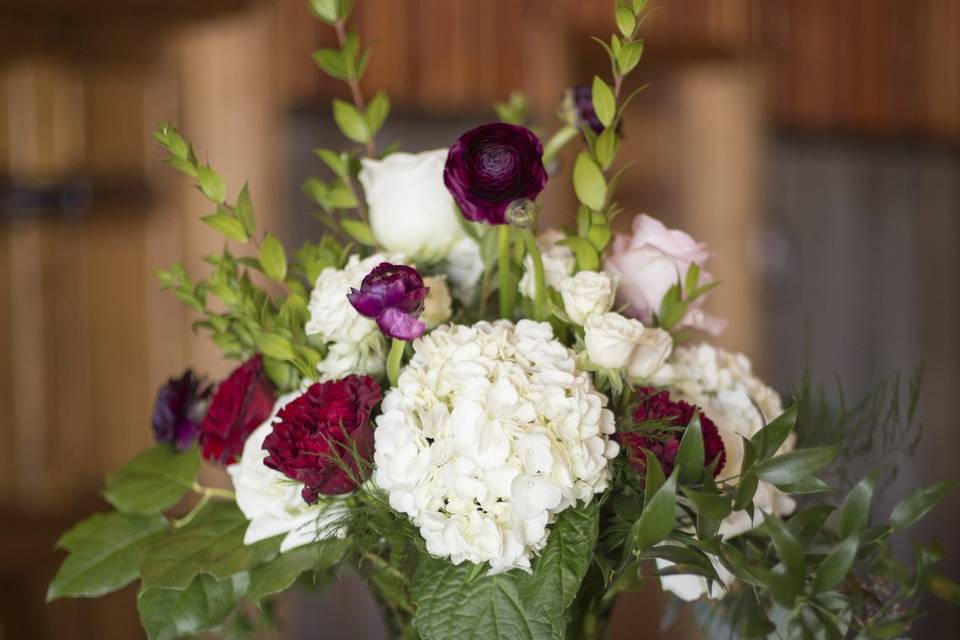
[263,375,381,504]
[618,386,725,479]
[199,355,276,465]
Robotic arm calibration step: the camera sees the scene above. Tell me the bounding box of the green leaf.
[594,127,618,171]
[681,488,732,540]
[591,77,616,129]
[411,558,558,640]
[521,503,599,617]
[812,535,859,593]
[676,412,705,484]
[762,513,804,579]
[733,471,759,511]
[332,99,369,144]
[103,445,201,515]
[140,501,279,590]
[47,512,168,601]
[314,148,349,180]
[751,404,798,459]
[615,4,636,37]
[754,445,838,485]
[642,449,666,509]
[559,236,600,272]
[137,572,248,640]
[201,213,248,243]
[248,540,347,607]
[787,504,835,547]
[196,165,226,203]
[890,481,953,530]
[631,0,648,14]
[775,476,833,494]
[616,40,645,75]
[308,0,338,22]
[235,183,256,237]
[340,218,377,247]
[632,471,677,553]
[259,233,288,281]
[365,90,390,136]
[312,48,348,80]
[572,153,607,211]
[839,475,875,539]
[255,332,296,361]
[929,573,960,604]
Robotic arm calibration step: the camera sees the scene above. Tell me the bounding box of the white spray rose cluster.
[373,320,619,573]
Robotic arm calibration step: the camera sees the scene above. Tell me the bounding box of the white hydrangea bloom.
[306,252,400,380]
[227,394,346,552]
[373,320,619,573]
[654,344,796,536]
[518,229,574,300]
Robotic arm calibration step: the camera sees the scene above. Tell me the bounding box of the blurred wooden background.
[0,0,958,638]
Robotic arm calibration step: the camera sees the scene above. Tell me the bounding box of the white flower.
[657,555,734,602]
[422,275,452,329]
[557,271,616,325]
[359,149,464,261]
[655,344,796,531]
[373,320,618,573]
[443,236,484,303]
[227,394,346,552]
[626,327,673,380]
[519,230,574,300]
[583,312,646,370]
[306,252,399,380]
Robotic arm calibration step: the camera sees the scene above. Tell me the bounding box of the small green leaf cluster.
[493,91,530,126]
[655,262,721,333]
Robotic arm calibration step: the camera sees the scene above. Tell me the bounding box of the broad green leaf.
[632,0,648,15]
[248,540,347,607]
[259,233,288,282]
[676,412,704,484]
[750,404,798,459]
[559,236,600,272]
[137,572,248,640]
[642,449,665,510]
[681,488,732,540]
[308,0,338,23]
[616,41,644,75]
[615,4,636,37]
[733,471,759,512]
[340,218,377,247]
[754,445,838,485]
[314,148,348,180]
[521,502,599,617]
[593,127,618,171]
[103,445,201,515]
[312,48,348,79]
[762,513,804,579]
[365,91,391,136]
[332,99,369,144]
[632,471,677,553]
[325,182,359,209]
[47,512,168,601]
[890,481,953,530]
[786,504,835,548]
[591,77,616,129]
[140,501,280,590]
[572,153,606,211]
[196,165,226,203]
[201,213,248,243]
[812,535,859,593]
[235,183,256,237]
[411,557,557,640]
[839,475,875,539]
[255,332,296,361]
[775,476,833,494]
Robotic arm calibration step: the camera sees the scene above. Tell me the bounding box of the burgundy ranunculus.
[443,123,548,225]
[618,386,725,479]
[152,369,211,451]
[562,84,605,134]
[199,354,276,465]
[262,375,382,503]
[347,262,428,340]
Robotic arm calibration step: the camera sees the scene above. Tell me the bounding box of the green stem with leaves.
[498,225,515,319]
[333,19,375,157]
[521,229,547,321]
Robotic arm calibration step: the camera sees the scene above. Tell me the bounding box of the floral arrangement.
[47,1,956,639]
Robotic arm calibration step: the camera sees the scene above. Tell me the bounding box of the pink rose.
[603,214,725,335]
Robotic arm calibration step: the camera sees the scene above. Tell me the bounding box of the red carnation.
[199,355,276,465]
[618,386,725,479]
[263,375,381,504]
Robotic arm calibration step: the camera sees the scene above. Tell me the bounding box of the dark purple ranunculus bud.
[152,369,211,451]
[443,123,548,225]
[347,262,429,340]
[562,84,605,134]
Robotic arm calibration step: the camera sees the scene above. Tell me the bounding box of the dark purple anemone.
[152,369,211,451]
[443,123,548,225]
[347,262,429,340]
[563,84,605,134]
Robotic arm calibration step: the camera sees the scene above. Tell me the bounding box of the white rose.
[557,271,615,325]
[422,275,453,329]
[359,149,464,261]
[583,312,645,370]
[519,230,574,300]
[227,394,346,552]
[627,327,672,380]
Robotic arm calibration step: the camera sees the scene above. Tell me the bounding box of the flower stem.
[498,225,515,319]
[521,229,547,321]
[542,125,578,168]
[173,493,210,529]
[191,482,235,500]
[386,338,405,387]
